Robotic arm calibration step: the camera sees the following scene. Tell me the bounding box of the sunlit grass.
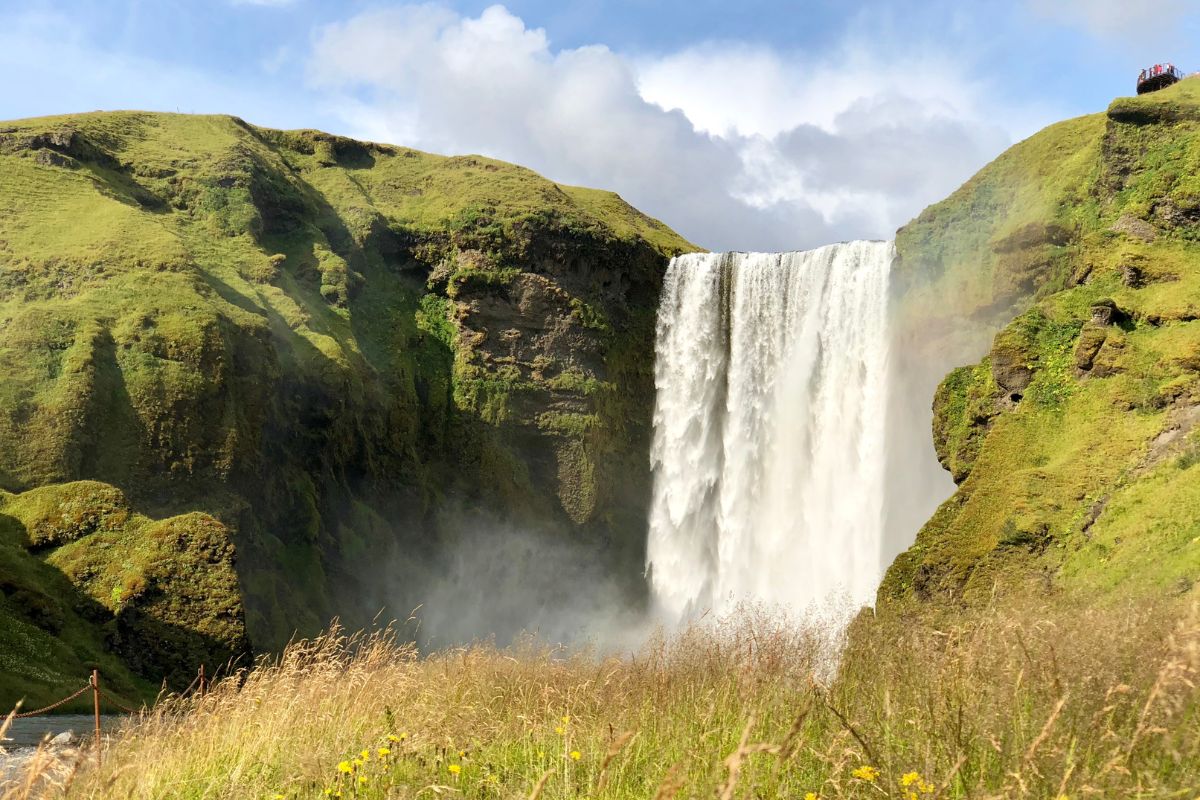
[5,596,1197,799]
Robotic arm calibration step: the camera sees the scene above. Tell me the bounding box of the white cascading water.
[646,241,893,622]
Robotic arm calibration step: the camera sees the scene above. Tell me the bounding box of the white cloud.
[637,44,985,139]
[304,3,1015,251]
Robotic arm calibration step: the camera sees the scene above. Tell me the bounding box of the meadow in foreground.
[4,596,1198,799]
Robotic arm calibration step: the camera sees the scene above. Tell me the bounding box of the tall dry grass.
[5,597,1199,799]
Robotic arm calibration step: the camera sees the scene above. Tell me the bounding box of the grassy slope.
[882,78,1200,606]
[32,601,1200,799]
[0,111,693,706]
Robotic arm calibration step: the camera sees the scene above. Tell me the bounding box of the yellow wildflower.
[377,747,391,758]
[561,715,570,724]
[337,761,353,774]
[805,794,820,800]
[851,765,879,782]
[448,764,462,776]
[360,749,370,761]
[536,750,546,759]
[554,725,565,735]
[570,750,581,761]
[387,734,400,743]
[899,772,935,794]
[358,776,367,786]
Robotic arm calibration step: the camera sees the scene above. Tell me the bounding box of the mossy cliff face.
[882,78,1200,608]
[0,111,692,703]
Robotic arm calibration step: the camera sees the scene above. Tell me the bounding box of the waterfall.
[646,241,894,621]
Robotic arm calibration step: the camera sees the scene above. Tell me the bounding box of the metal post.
[91,669,102,767]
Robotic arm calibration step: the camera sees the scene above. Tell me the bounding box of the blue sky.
[2,0,1198,250]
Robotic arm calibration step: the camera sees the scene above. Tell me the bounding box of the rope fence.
[9,684,92,719]
[5,664,210,766]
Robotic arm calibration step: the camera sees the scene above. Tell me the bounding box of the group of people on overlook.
[1139,63,1180,83]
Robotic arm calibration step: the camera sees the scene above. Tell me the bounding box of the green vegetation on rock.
[0,110,693,705]
[883,77,1200,608]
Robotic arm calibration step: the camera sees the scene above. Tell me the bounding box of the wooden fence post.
[199,664,207,697]
[91,668,101,767]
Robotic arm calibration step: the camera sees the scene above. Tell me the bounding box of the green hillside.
[882,77,1200,608]
[0,111,693,707]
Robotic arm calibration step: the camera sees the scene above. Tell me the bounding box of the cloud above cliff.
[307,4,1011,251]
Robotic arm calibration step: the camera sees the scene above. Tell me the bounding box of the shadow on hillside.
[74,327,147,491]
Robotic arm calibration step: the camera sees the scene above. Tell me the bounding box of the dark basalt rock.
[1090,299,1119,326]
[990,346,1033,397]
[1120,264,1144,287]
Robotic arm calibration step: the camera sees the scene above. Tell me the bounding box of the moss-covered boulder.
[4,480,131,548]
[0,483,245,706]
[49,510,247,687]
[931,362,1000,483]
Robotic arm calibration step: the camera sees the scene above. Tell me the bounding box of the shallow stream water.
[0,714,126,774]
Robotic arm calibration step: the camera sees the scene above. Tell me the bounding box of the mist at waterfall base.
[646,242,937,626]
[358,502,653,651]
[400,515,650,651]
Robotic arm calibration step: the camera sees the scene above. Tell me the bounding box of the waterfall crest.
[647,242,894,620]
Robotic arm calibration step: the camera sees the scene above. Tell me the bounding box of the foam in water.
[646,242,893,621]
